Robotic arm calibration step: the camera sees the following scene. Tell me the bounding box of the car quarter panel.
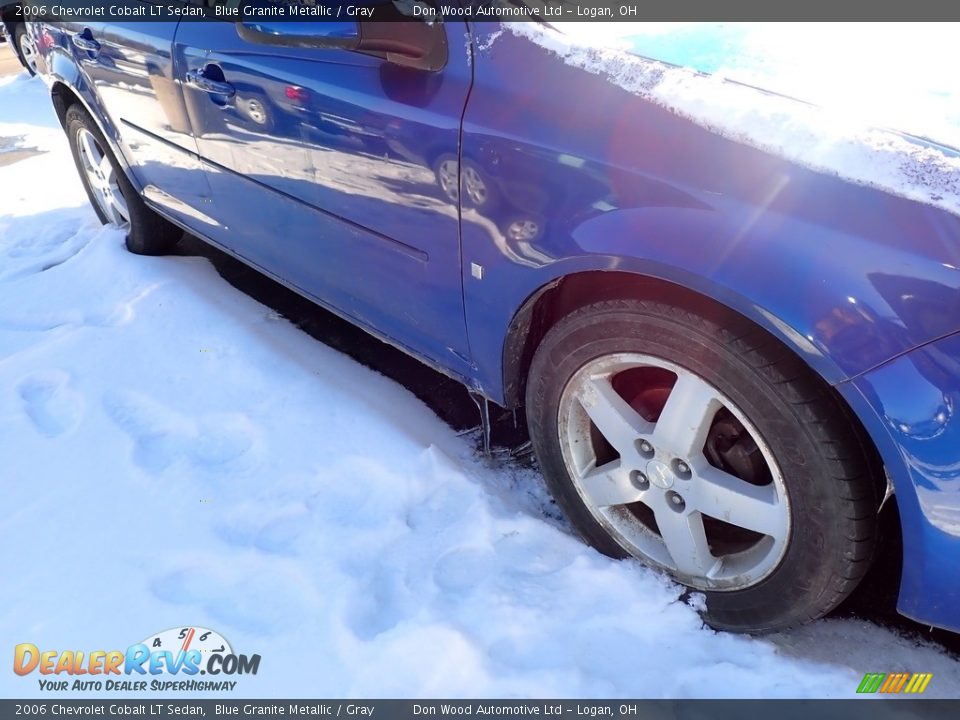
[37,17,217,230]
[460,25,960,405]
[35,22,115,136]
[91,17,217,231]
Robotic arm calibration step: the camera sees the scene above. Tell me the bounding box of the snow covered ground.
[1,65,959,700]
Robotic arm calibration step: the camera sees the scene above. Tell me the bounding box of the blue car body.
[31,16,960,631]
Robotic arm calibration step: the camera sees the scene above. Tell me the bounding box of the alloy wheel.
[558,353,791,591]
[76,127,129,229]
[18,31,39,75]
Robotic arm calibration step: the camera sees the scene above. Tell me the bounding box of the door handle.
[185,68,236,98]
[72,30,100,55]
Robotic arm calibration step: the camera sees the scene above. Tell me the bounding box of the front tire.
[526,299,880,632]
[65,104,181,256]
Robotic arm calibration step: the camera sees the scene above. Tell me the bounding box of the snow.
[509,22,960,219]
[1,69,959,700]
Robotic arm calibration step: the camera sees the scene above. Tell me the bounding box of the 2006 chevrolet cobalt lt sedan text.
[27,10,960,633]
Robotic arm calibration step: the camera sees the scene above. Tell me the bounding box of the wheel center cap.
[646,460,674,489]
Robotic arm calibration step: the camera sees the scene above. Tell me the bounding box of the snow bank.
[508,23,960,218]
[1,69,958,699]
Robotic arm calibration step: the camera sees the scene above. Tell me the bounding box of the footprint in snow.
[0,286,150,333]
[432,546,496,592]
[17,371,84,438]
[102,389,262,476]
[5,227,77,258]
[215,507,311,556]
[150,562,312,635]
[0,229,91,282]
[345,562,418,640]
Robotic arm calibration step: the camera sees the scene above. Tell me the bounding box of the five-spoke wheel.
[559,354,790,590]
[527,298,880,632]
[76,127,130,230]
[14,25,39,77]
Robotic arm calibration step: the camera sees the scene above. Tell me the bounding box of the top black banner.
[11,0,960,22]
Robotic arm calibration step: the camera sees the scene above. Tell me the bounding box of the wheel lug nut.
[672,459,692,479]
[666,491,685,512]
[630,470,649,491]
[637,439,654,458]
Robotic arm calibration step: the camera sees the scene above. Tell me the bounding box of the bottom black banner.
[0,701,957,720]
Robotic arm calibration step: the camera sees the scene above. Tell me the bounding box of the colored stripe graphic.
[907,674,933,694]
[879,674,898,693]
[858,672,932,694]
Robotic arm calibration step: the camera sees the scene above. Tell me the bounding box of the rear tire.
[14,24,37,76]
[526,299,880,633]
[65,104,181,256]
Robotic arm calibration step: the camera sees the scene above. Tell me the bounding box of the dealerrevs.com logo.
[13,627,261,693]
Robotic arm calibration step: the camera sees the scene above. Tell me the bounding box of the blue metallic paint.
[33,17,959,631]
[37,23,122,154]
[173,20,475,373]
[462,26,960,402]
[840,332,960,632]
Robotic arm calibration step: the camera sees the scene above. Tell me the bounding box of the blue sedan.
[29,11,960,633]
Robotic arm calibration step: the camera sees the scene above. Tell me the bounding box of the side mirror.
[236,1,447,71]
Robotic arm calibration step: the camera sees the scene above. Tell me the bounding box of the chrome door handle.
[185,68,235,98]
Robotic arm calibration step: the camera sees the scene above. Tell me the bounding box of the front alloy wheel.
[558,353,791,591]
[526,299,880,632]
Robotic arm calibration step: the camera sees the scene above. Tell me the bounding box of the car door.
[174,11,474,373]
[86,8,217,233]
[40,20,113,114]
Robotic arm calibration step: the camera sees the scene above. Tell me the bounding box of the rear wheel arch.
[64,103,181,255]
[51,81,87,130]
[51,82,142,192]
